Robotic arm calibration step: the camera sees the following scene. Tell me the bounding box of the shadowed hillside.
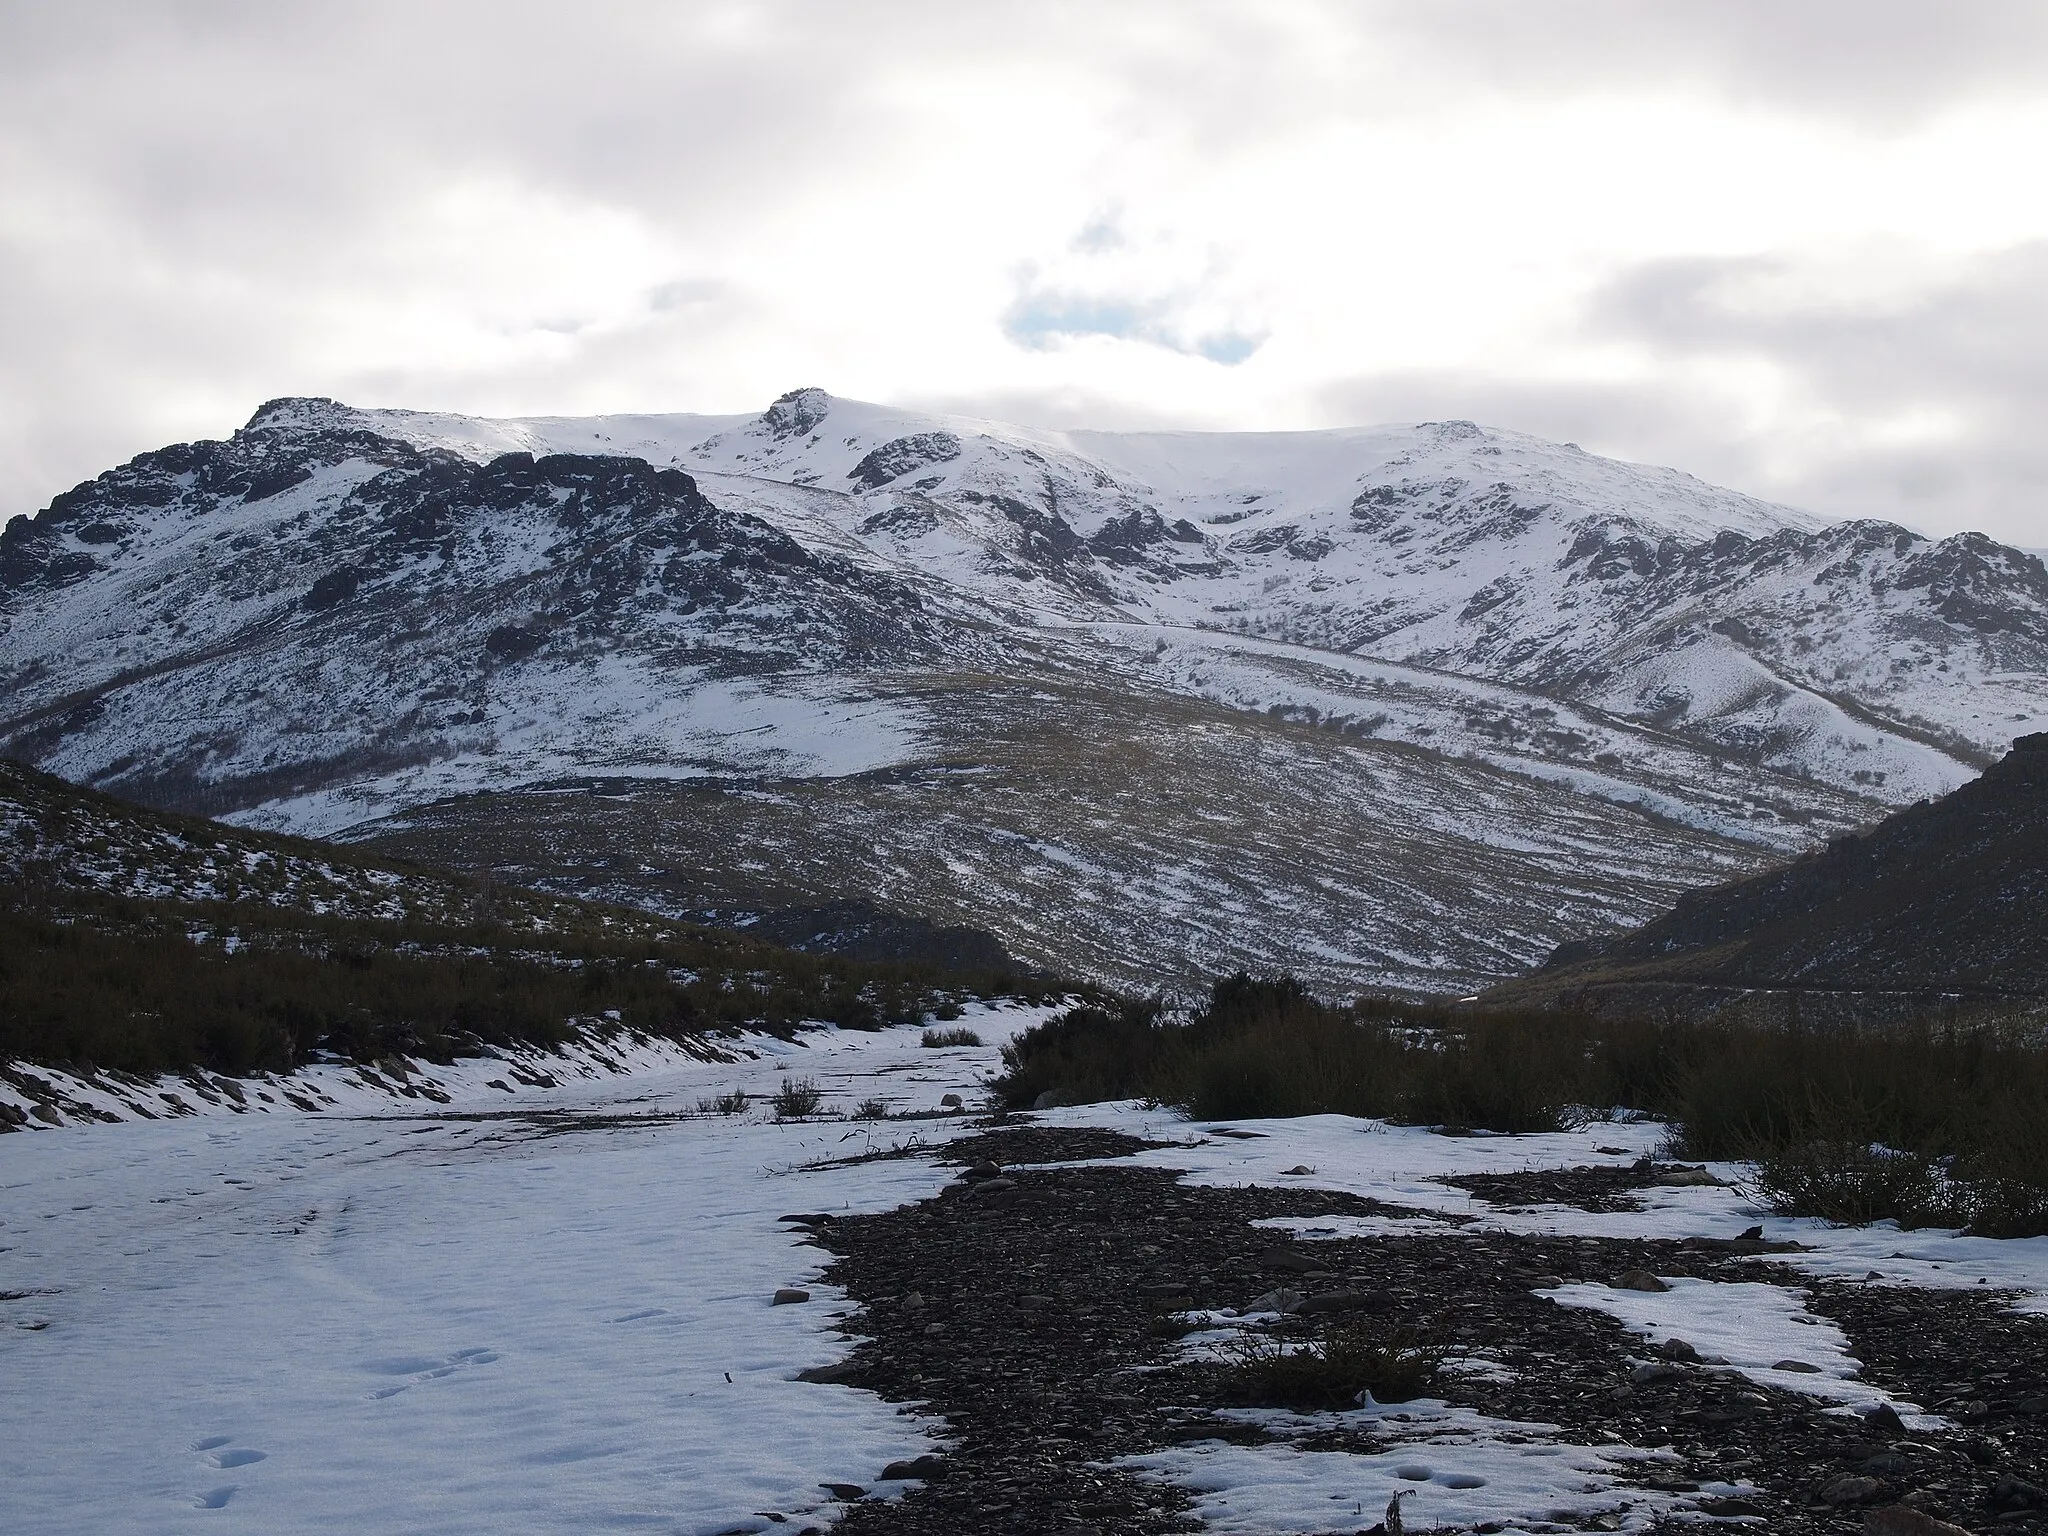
[1488,733,2048,1023]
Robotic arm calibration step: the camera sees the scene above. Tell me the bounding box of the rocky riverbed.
[798,1124,2048,1536]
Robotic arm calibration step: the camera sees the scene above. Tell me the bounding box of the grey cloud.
[1313,245,2048,547]
[1591,246,2048,407]
[7,2,2048,540]
[1368,0,2048,128]
[1589,245,2048,541]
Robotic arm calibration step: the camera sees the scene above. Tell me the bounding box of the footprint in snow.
[362,1348,500,1398]
[194,1487,236,1509]
[211,1449,267,1469]
[610,1308,668,1323]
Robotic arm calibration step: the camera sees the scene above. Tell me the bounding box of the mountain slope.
[1489,733,2048,1019]
[0,401,943,827]
[0,757,1020,1108]
[5,389,2045,994]
[355,389,2047,796]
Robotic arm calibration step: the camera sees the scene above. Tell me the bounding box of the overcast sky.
[5,1,2048,544]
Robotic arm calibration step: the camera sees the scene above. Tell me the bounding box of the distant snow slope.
[348,388,2048,796]
[4,388,2043,991]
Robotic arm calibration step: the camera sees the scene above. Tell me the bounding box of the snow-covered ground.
[7,1021,2048,1534]
[0,1004,1054,1535]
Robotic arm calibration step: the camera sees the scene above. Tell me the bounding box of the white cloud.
[3,1,2048,545]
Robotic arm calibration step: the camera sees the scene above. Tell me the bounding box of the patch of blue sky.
[1002,289,1264,365]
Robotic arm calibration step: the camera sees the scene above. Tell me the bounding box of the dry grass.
[921,1026,983,1048]
[1210,1322,1442,1409]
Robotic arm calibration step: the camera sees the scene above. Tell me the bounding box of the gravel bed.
[789,1126,2047,1536]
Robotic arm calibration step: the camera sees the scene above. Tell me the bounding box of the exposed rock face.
[0,400,936,822]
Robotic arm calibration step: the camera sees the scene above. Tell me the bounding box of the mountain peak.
[243,396,367,433]
[761,387,832,440]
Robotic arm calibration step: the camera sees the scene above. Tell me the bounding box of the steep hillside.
[1491,733,2048,1019]
[6,389,2044,993]
[0,759,1026,1100]
[0,401,943,827]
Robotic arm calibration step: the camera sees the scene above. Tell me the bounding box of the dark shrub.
[921,1026,982,1048]
[771,1076,825,1120]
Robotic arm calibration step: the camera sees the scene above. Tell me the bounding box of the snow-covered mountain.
[5,388,2045,993]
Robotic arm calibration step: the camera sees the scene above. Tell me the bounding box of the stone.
[1530,1274,1564,1290]
[795,1361,861,1384]
[1259,1247,1323,1274]
[971,1177,1017,1193]
[30,1103,61,1125]
[1016,1294,1055,1310]
[820,1483,866,1502]
[1240,1287,1305,1315]
[1629,1362,1685,1386]
[1990,1475,2048,1513]
[1866,1509,1975,1536]
[1653,1166,1724,1187]
[1861,1402,1908,1434]
[1658,1337,1700,1362]
[880,1454,948,1482]
[1032,1090,1060,1110]
[1820,1473,1886,1506]
[772,1288,811,1306]
[1281,1164,1315,1175]
[939,1093,963,1110]
[963,1160,1002,1180]
[1612,1269,1670,1292]
[1298,1290,1389,1315]
[1773,1359,1823,1373]
[1135,1282,1190,1299]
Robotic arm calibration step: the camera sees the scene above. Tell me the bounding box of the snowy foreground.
[6,1008,2048,1535]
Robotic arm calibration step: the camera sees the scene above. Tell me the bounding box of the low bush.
[1749,1139,1954,1229]
[995,972,2048,1236]
[698,1088,750,1116]
[921,1026,983,1048]
[0,876,1027,1076]
[1211,1321,1440,1409]
[771,1076,825,1120]
[995,998,1171,1109]
[852,1096,891,1121]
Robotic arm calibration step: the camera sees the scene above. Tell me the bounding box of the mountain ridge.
[5,387,2044,994]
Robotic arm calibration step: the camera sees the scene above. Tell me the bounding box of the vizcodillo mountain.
[4,388,2046,994]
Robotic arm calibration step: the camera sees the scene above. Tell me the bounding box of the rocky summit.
[5,389,2047,994]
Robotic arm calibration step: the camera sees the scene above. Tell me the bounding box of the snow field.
[9,1025,2048,1533]
[0,1003,1055,1535]
[1125,1405,1717,1536]
[1547,1278,1944,1423]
